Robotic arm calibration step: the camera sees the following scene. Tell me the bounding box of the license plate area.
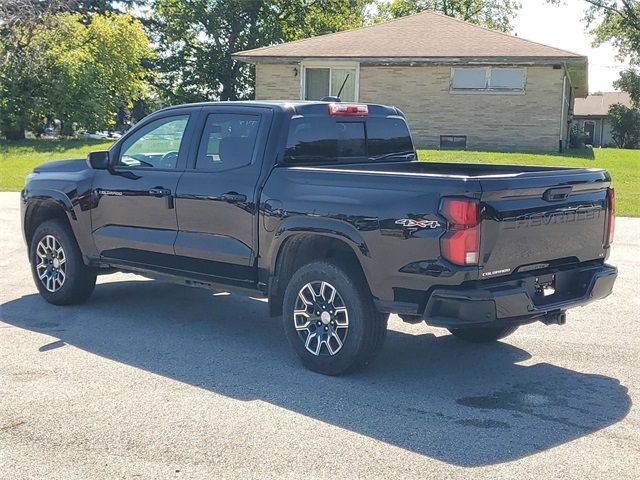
[534,273,556,297]
[525,267,591,307]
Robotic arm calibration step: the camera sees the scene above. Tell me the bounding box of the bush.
[609,103,640,149]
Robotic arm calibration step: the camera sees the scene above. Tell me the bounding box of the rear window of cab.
[283,116,414,163]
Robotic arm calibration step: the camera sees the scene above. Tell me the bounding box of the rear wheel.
[30,219,97,305]
[448,325,518,343]
[283,261,387,375]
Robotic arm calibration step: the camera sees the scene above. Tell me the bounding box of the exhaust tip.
[541,311,567,326]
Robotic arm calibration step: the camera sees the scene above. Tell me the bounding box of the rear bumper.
[424,261,617,328]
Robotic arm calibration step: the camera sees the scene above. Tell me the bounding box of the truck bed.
[284,159,611,282]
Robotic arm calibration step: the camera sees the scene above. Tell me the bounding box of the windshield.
[283,115,414,164]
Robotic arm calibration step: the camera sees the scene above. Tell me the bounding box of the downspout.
[559,73,567,152]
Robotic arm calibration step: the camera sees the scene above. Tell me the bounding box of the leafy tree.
[0,1,67,139]
[608,103,640,148]
[583,0,640,65]
[372,0,521,32]
[149,0,370,103]
[547,1,640,64]
[37,12,154,134]
[614,68,640,106]
[0,1,150,139]
[0,7,153,139]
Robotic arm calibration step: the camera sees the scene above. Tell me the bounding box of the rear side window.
[196,113,260,170]
[284,116,413,163]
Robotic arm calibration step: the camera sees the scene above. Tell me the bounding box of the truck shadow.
[0,279,630,467]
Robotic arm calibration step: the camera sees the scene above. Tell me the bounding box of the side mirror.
[86,150,110,170]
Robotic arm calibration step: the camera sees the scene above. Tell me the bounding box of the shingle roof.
[233,10,585,62]
[574,92,633,116]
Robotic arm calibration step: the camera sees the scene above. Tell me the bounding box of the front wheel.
[30,219,97,305]
[448,325,518,343]
[282,261,387,375]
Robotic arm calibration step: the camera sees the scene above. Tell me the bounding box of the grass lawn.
[418,148,640,217]
[0,139,114,192]
[1,139,638,216]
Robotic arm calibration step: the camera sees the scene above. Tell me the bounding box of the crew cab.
[21,101,617,374]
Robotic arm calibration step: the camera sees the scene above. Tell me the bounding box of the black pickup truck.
[21,101,617,374]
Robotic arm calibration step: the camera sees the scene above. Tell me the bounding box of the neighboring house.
[573,92,632,147]
[233,10,588,152]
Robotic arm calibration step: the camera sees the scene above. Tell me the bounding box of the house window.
[451,67,525,92]
[440,135,467,149]
[304,65,358,101]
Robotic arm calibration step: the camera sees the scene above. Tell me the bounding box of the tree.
[583,0,640,65]
[0,8,154,138]
[614,68,640,106]
[0,1,150,139]
[38,12,155,134]
[149,0,370,103]
[547,1,640,64]
[0,1,69,139]
[608,103,640,148]
[611,64,640,150]
[372,0,521,32]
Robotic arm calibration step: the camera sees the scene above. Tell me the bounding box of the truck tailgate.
[478,168,611,279]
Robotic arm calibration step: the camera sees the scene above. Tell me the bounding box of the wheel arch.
[267,231,373,317]
[23,196,75,254]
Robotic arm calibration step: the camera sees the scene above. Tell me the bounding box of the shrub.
[609,103,640,149]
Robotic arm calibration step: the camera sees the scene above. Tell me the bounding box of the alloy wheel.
[35,235,67,292]
[293,281,349,356]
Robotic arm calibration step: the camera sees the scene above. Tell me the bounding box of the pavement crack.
[0,419,26,432]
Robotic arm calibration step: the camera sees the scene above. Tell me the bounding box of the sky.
[512,0,629,93]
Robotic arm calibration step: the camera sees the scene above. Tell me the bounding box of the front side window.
[119,115,189,169]
[451,67,525,92]
[195,113,261,170]
[304,66,357,101]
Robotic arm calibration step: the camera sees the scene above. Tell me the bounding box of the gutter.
[560,73,567,152]
[232,55,588,66]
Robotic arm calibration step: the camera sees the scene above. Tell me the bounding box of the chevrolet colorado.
[21,101,617,374]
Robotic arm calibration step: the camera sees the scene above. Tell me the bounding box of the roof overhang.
[564,61,588,98]
[234,54,585,64]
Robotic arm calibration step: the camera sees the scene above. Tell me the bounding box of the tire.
[30,219,97,305]
[282,260,387,375]
[448,325,518,343]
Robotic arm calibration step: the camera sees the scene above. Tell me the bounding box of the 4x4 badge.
[395,219,441,229]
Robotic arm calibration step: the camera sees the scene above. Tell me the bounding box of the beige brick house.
[233,11,588,152]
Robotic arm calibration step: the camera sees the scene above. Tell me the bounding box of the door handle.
[221,192,247,203]
[149,187,171,197]
[149,187,174,209]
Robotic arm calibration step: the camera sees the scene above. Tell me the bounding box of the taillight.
[440,198,480,265]
[328,103,368,116]
[607,188,615,245]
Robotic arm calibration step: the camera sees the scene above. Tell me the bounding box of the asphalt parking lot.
[1,191,638,479]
